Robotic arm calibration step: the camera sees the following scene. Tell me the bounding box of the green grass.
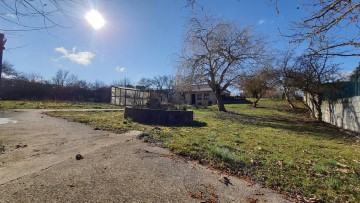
[46,99,360,202]
[0,100,122,109]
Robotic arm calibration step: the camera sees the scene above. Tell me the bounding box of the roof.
[190,84,231,94]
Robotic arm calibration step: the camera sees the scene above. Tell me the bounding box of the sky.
[1,0,359,86]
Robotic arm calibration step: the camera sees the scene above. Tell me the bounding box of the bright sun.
[85,9,105,30]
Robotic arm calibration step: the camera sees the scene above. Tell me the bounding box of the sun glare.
[85,9,105,30]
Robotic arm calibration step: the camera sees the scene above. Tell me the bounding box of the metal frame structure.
[111,86,150,106]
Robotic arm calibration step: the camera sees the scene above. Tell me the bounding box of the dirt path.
[0,109,292,202]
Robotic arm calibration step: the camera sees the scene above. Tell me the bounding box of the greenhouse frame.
[111,86,150,106]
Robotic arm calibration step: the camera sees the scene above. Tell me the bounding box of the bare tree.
[240,64,278,107]
[137,77,154,89]
[65,74,79,86]
[152,75,168,90]
[112,78,132,88]
[90,80,107,90]
[163,75,174,90]
[275,52,298,109]
[287,0,360,57]
[173,72,193,103]
[52,69,69,87]
[285,54,342,121]
[178,15,266,111]
[23,72,46,83]
[1,61,18,79]
[0,0,80,32]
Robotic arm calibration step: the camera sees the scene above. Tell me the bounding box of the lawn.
[46,99,360,202]
[0,100,122,109]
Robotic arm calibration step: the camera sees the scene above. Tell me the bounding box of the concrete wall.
[321,96,360,132]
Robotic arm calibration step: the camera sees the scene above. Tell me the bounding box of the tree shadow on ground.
[217,111,359,143]
[140,120,207,128]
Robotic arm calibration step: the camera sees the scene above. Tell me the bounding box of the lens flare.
[85,9,105,30]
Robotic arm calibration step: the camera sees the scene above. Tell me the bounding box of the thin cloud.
[257,19,266,25]
[54,47,95,66]
[115,66,126,73]
[5,13,16,19]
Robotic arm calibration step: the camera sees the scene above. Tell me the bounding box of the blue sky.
[2,0,359,85]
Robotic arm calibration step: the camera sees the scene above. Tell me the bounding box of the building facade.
[175,84,231,106]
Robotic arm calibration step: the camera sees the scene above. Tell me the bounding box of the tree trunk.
[215,91,226,112]
[315,95,323,122]
[252,100,257,107]
[0,34,3,96]
[253,97,260,107]
[284,89,295,109]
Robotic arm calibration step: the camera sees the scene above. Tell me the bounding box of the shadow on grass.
[138,120,207,128]
[218,111,359,143]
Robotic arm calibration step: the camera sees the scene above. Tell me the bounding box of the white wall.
[321,96,360,132]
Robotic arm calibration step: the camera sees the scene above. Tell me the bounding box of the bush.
[146,97,162,109]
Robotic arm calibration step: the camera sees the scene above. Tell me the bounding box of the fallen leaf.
[336,168,354,174]
[336,162,348,168]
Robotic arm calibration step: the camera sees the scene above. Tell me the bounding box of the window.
[204,93,210,100]
[197,93,202,100]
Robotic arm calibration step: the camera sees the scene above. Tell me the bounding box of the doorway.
[191,94,196,105]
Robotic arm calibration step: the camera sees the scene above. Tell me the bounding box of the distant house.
[111,84,233,107]
[175,84,231,106]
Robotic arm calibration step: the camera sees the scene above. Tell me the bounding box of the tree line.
[0,63,177,103]
[1,65,110,102]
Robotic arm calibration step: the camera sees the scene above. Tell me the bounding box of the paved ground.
[0,109,292,202]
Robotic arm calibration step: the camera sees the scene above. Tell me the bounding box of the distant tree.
[164,75,174,90]
[91,80,107,90]
[52,69,69,87]
[173,74,192,103]
[150,75,174,90]
[152,75,167,90]
[137,77,154,89]
[178,15,266,111]
[65,74,80,87]
[76,80,89,89]
[23,72,46,83]
[112,78,132,88]
[240,65,278,107]
[1,61,18,79]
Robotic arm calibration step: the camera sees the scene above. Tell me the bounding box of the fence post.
[0,33,6,96]
[357,70,359,96]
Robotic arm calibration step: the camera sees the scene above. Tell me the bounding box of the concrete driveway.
[0,109,291,202]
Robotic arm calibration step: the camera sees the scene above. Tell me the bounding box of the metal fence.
[111,86,150,106]
[324,73,360,100]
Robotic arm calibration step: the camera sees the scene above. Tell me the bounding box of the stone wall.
[321,96,360,132]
